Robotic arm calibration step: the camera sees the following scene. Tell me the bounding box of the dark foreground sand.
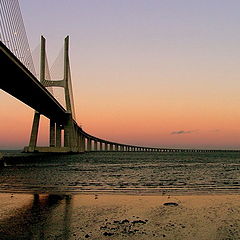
[0,193,239,240]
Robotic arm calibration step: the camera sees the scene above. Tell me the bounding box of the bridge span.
[1,36,239,153]
[0,0,238,153]
[2,36,235,153]
[0,41,66,123]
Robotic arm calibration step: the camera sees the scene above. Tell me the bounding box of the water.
[0,152,240,240]
[1,152,240,194]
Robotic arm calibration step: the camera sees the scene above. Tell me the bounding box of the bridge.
[0,0,236,153]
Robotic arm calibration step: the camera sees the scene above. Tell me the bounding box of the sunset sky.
[1,0,240,149]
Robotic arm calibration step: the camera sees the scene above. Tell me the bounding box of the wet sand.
[0,193,239,240]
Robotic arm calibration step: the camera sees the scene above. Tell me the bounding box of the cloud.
[170,130,196,135]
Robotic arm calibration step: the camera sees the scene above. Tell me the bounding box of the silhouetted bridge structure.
[0,0,238,153]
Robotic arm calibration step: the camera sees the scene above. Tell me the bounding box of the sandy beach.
[0,193,239,240]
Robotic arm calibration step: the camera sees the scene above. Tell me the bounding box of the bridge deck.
[0,41,67,123]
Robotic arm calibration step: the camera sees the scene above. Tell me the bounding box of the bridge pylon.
[24,36,79,153]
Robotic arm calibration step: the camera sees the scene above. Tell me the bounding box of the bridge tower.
[25,36,78,153]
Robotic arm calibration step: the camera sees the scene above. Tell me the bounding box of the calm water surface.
[0,152,240,194]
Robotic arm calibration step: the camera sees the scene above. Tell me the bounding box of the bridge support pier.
[50,120,56,147]
[87,138,91,151]
[104,143,108,151]
[64,115,76,151]
[79,135,85,152]
[110,144,113,151]
[28,111,40,152]
[56,123,62,147]
[94,140,97,151]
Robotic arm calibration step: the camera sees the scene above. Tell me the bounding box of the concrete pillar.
[27,37,45,152]
[76,131,80,150]
[82,135,86,151]
[56,123,62,147]
[94,140,97,151]
[50,120,56,147]
[87,138,91,151]
[30,36,43,151]
[29,111,40,151]
[79,134,83,151]
[40,36,46,83]
[64,115,74,149]
[64,36,73,114]
[100,142,103,151]
[110,144,113,151]
[104,142,108,151]
[115,145,118,151]
[120,145,124,151]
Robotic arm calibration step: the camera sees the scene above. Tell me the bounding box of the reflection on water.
[0,194,73,240]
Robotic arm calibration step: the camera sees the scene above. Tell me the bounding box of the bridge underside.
[0,41,66,123]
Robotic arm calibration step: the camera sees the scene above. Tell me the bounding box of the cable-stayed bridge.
[0,0,235,153]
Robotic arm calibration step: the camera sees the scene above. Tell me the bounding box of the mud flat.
[0,193,239,240]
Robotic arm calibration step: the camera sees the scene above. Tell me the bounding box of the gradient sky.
[1,0,240,149]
